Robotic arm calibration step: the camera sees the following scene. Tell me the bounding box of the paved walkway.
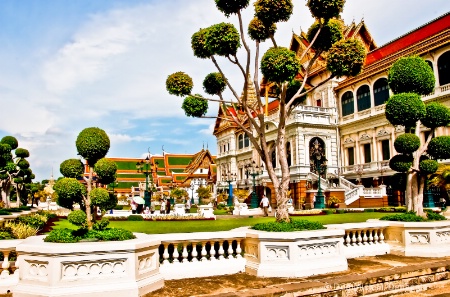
[150,254,450,297]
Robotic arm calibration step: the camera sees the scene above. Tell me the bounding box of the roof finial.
[203,142,205,150]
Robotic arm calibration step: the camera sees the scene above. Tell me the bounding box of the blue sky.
[1,0,449,181]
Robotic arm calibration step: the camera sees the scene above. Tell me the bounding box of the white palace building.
[213,12,450,209]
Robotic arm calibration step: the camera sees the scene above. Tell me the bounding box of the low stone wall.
[383,220,450,256]
[244,228,348,277]
[13,233,163,297]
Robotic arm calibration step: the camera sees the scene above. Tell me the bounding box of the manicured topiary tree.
[55,127,117,229]
[0,136,34,208]
[386,56,450,216]
[165,0,366,222]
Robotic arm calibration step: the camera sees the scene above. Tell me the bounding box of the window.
[244,134,250,147]
[341,91,354,116]
[271,150,277,169]
[286,142,291,167]
[381,140,390,160]
[438,51,450,86]
[357,85,371,111]
[347,147,355,166]
[364,143,371,163]
[238,134,243,149]
[374,78,390,106]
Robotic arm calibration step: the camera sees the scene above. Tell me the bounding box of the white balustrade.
[0,240,22,294]
[327,222,390,258]
[157,231,246,280]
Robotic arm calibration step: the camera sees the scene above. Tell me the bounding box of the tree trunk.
[416,175,425,217]
[85,166,93,230]
[405,172,413,211]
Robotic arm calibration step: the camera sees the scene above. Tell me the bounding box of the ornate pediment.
[360,133,371,141]
[344,137,354,144]
[395,126,405,133]
[377,128,390,137]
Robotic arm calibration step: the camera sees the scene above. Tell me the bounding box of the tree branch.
[211,56,240,101]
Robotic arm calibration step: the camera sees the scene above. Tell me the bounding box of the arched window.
[341,91,354,116]
[286,142,291,167]
[244,134,250,148]
[271,150,277,169]
[374,78,390,106]
[425,60,433,71]
[438,51,450,86]
[357,85,371,111]
[238,134,243,149]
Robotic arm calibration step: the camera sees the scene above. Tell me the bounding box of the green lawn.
[50,212,386,234]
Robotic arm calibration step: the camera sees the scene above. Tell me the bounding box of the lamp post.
[168,182,175,206]
[311,139,326,209]
[245,161,264,209]
[190,181,196,205]
[222,171,236,206]
[136,151,158,208]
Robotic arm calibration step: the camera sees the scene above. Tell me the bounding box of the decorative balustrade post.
[162,244,170,264]
[236,239,242,258]
[181,243,188,262]
[218,241,225,260]
[226,240,232,259]
[200,241,207,261]
[191,242,198,262]
[362,229,369,244]
[173,243,180,263]
[1,250,10,278]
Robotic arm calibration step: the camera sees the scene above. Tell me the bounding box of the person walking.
[260,194,270,217]
[166,198,171,214]
[160,199,166,214]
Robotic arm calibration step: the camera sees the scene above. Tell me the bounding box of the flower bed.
[107,214,215,221]
[288,209,324,216]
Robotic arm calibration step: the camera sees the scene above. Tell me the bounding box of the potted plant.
[234,189,250,203]
[197,186,211,205]
[327,196,341,208]
[170,187,188,204]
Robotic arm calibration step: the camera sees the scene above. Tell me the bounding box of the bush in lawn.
[127,215,144,221]
[44,229,78,243]
[68,210,88,229]
[323,209,335,215]
[252,219,325,232]
[380,211,425,222]
[0,210,11,215]
[364,208,375,212]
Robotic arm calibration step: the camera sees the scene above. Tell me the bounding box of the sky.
[0,0,449,181]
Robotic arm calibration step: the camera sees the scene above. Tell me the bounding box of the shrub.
[127,215,144,221]
[93,217,110,231]
[113,205,124,210]
[307,19,343,52]
[380,211,425,222]
[427,136,450,160]
[0,227,15,240]
[5,222,39,239]
[17,214,47,230]
[205,22,241,57]
[203,72,227,96]
[248,17,276,42]
[93,228,135,241]
[44,228,78,243]
[166,71,193,96]
[385,92,425,127]
[326,38,366,77]
[323,209,335,215]
[261,47,301,83]
[0,210,11,215]
[252,219,325,232]
[336,209,345,214]
[364,208,375,212]
[182,94,208,117]
[389,154,413,173]
[425,209,447,221]
[37,210,57,219]
[68,210,87,227]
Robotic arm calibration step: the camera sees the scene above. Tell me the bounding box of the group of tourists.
[130,198,171,214]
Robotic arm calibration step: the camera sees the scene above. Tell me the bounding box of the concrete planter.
[384,220,450,257]
[198,205,215,219]
[244,228,348,277]
[14,233,163,297]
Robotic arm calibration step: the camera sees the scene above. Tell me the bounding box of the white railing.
[363,187,383,197]
[157,231,246,280]
[345,188,360,205]
[327,222,390,258]
[0,240,21,294]
[339,176,358,190]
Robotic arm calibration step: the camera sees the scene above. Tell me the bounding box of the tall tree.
[165,0,366,222]
[0,136,34,208]
[386,56,450,216]
[54,127,117,229]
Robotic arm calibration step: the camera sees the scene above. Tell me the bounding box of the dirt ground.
[148,255,450,297]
